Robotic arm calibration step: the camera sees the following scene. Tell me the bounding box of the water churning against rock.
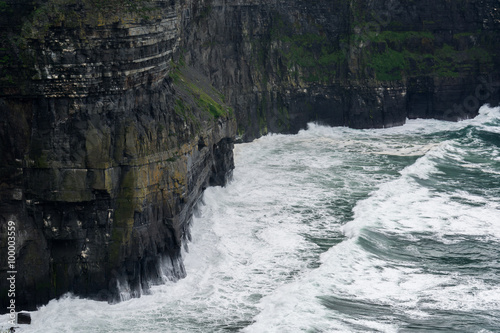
[4,105,500,333]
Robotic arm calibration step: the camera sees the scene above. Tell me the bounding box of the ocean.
[3,105,500,332]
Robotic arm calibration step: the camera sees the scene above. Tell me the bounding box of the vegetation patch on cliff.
[360,30,494,81]
[170,62,232,119]
[270,15,346,83]
[0,1,10,13]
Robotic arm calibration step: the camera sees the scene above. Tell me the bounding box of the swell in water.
[2,105,499,332]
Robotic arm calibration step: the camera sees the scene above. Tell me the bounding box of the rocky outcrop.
[0,0,499,312]
[0,0,235,312]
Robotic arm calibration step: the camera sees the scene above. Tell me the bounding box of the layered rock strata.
[0,0,235,311]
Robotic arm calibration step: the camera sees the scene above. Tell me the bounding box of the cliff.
[0,0,236,312]
[184,0,500,140]
[0,0,499,312]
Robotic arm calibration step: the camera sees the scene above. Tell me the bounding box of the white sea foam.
[243,106,500,332]
[4,105,500,332]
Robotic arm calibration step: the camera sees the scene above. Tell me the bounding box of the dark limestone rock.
[184,0,500,140]
[17,312,31,325]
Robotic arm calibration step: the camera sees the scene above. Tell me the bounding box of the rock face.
[17,312,31,325]
[184,0,500,141]
[0,0,499,312]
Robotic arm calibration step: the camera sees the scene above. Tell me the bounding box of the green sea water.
[4,105,499,333]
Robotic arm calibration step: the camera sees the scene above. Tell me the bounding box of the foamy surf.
[3,105,499,332]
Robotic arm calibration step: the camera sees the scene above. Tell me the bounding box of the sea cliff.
[0,0,498,312]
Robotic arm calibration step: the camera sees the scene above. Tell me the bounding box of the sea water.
[3,105,499,332]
